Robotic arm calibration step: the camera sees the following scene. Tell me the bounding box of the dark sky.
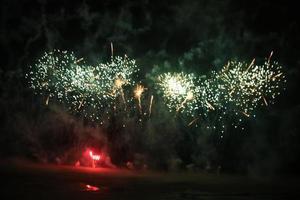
[1,0,300,67]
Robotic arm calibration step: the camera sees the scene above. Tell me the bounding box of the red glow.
[89,151,101,161]
[85,184,99,191]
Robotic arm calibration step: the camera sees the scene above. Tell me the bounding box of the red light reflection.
[85,184,99,191]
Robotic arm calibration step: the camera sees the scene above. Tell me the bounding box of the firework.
[188,117,199,126]
[89,151,101,161]
[216,59,286,117]
[101,56,139,111]
[27,49,286,130]
[197,73,224,112]
[26,49,89,106]
[134,84,145,113]
[25,49,112,120]
[155,58,285,130]
[156,72,201,115]
[26,50,139,121]
[195,58,286,130]
[149,95,154,117]
[99,56,138,97]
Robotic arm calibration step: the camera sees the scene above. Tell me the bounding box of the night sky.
[1,0,300,176]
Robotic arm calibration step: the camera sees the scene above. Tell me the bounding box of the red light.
[89,150,101,161]
[85,184,99,191]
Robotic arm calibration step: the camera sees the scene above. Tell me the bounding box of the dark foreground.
[0,160,299,200]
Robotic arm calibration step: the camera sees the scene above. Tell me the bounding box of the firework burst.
[155,58,286,130]
[26,50,139,121]
[98,56,138,102]
[156,72,201,116]
[216,59,286,117]
[27,49,286,130]
[26,49,79,104]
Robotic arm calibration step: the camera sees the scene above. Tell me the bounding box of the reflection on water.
[79,183,102,192]
[85,184,99,191]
